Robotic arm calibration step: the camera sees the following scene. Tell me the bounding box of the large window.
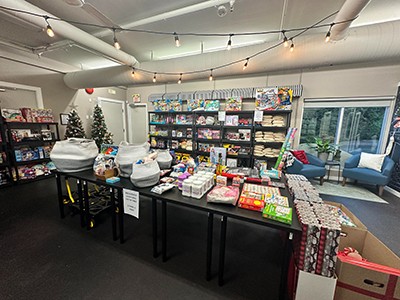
[300,99,392,154]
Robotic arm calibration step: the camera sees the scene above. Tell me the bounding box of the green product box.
[262,203,292,225]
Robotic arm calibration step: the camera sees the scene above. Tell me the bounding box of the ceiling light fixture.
[113,28,120,50]
[209,69,213,81]
[243,58,249,70]
[290,39,295,52]
[44,17,54,37]
[153,73,157,83]
[174,32,180,47]
[217,5,227,17]
[282,31,288,48]
[325,23,334,43]
[178,73,182,84]
[227,34,233,51]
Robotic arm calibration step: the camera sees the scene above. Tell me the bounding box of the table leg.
[77,179,84,228]
[118,189,124,244]
[218,215,227,286]
[162,201,167,262]
[83,181,90,230]
[279,232,293,300]
[110,188,117,241]
[56,174,64,218]
[206,212,214,281]
[152,198,158,258]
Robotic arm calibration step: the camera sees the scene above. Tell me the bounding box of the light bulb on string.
[113,28,121,50]
[243,58,249,70]
[178,73,182,84]
[153,73,157,83]
[282,31,288,48]
[227,34,233,51]
[209,69,213,81]
[290,40,295,52]
[325,23,333,43]
[131,68,135,78]
[44,17,54,37]
[174,32,180,47]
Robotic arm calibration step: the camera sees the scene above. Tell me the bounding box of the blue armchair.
[286,153,327,185]
[342,153,395,196]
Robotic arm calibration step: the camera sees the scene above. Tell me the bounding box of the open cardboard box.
[335,230,400,300]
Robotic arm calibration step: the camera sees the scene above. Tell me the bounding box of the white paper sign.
[123,189,139,219]
[218,111,226,122]
[254,110,264,122]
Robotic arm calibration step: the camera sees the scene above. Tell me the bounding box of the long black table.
[55,170,302,300]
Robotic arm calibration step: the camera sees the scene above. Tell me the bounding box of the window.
[300,98,392,154]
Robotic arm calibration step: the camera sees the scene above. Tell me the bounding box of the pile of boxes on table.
[286,174,400,300]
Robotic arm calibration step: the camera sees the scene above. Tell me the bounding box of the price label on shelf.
[254,110,264,122]
[123,189,139,219]
[218,111,226,122]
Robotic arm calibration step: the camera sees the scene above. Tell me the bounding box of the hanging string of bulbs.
[0,5,355,84]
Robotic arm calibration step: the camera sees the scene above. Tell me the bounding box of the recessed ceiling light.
[63,0,85,7]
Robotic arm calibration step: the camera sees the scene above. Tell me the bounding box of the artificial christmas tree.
[91,104,113,148]
[64,110,86,139]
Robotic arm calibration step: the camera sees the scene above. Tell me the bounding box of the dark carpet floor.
[0,178,398,300]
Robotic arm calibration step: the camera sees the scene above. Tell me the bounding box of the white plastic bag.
[50,138,98,172]
[115,141,150,177]
[130,160,160,188]
[156,149,173,169]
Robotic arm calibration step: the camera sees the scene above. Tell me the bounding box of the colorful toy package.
[100,144,119,156]
[204,100,220,111]
[188,99,205,111]
[277,88,293,110]
[255,88,280,111]
[152,99,169,112]
[225,97,242,111]
[169,99,182,112]
[262,203,292,224]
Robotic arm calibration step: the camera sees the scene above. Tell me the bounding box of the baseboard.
[384,186,400,198]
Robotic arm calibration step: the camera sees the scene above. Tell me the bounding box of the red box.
[238,192,265,212]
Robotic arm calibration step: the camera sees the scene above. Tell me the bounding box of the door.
[127,103,148,143]
[97,98,127,144]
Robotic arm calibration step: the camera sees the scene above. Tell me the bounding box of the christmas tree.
[64,110,86,139]
[91,104,113,148]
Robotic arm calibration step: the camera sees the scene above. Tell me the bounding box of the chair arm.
[381,157,395,177]
[306,153,325,167]
[344,154,360,168]
[287,158,304,173]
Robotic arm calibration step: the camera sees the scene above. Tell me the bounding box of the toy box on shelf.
[255,87,292,111]
[225,97,242,111]
[188,99,205,111]
[204,100,220,111]
[1,108,25,122]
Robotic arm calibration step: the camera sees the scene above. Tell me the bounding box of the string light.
[209,69,213,81]
[227,34,233,51]
[174,32,180,47]
[243,58,249,70]
[290,39,295,52]
[44,17,54,37]
[131,68,135,78]
[282,31,288,47]
[153,72,157,83]
[113,28,121,50]
[178,73,182,84]
[325,23,334,42]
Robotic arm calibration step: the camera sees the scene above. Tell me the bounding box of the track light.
[325,23,334,43]
[243,58,249,70]
[178,73,182,84]
[209,69,213,81]
[174,32,180,47]
[282,31,288,48]
[153,73,157,83]
[290,40,295,52]
[113,29,120,50]
[44,17,54,37]
[131,68,135,78]
[227,34,233,51]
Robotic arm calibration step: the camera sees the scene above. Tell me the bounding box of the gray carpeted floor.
[0,177,399,300]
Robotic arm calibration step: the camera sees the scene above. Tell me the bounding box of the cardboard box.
[335,231,400,300]
[325,201,368,251]
[295,270,337,300]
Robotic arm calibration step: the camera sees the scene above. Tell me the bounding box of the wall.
[127,63,400,147]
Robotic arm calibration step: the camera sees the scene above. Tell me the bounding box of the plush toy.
[343,247,364,261]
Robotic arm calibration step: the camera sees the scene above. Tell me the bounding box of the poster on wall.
[132,94,141,103]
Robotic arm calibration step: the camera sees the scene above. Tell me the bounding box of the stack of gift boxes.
[286,174,341,278]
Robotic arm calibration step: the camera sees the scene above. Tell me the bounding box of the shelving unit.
[0,117,12,187]
[3,120,60,183]
[148,109,291,168]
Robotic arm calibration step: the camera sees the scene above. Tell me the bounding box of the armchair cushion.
[285,152,326,179]
[306,153,326,167]
[291,150,309,164]
[358,152,385,172]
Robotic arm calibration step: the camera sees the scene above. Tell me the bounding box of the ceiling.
[0,0,400,87]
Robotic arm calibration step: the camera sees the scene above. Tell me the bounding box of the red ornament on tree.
[85,88,94,95]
